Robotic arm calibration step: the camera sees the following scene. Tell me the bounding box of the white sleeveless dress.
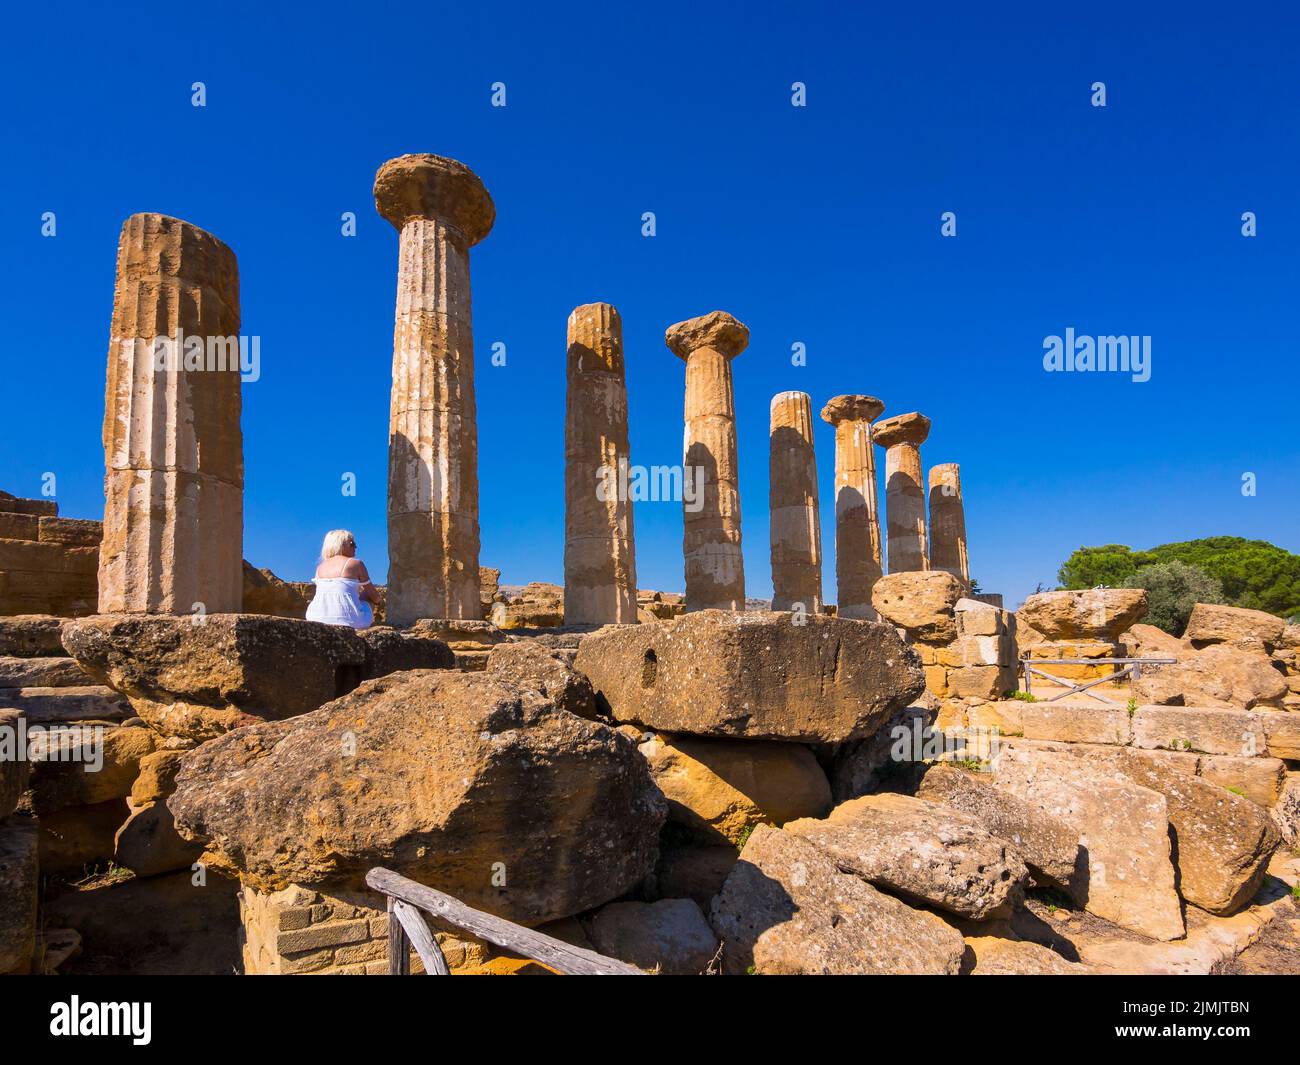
[306,577,373,629]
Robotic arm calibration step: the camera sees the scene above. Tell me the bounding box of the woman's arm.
[349,559,382,605]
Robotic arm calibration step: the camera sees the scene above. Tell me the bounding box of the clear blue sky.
[3,2,1297,609]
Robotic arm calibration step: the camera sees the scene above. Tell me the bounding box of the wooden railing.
[365,867,643,976]
[1021,656,1177,705]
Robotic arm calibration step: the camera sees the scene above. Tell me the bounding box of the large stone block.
[638,732,831,845]
[1021,702,1131,746]
[991,745,1183,941]
[170,669,666,925]
[870,571,964,643]
[0,656,89,688]
[28,723,156,815]
[0,686,131,725]
[63,614,369,744]
[573,610,925,743]
[0,709,30,818]
[708,825,965,974]
[784,793,1027,919]
[583,898,718,975]
[1184,603,1286,648]
[1258,709,1300,760]
[1017,589,1148,641]
[1131,705,1262,757]
[0,615,65,656]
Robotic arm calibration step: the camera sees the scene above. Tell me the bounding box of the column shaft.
[832,420,883,618]
[769,392,821,612]
[564,303,637,625]
[99,213,243,614]
[885,444,928,573]
[928,463,969,585]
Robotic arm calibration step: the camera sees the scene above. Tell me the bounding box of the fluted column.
[769,391,822,612]
[666,311,748,611]
[375,154,495,626]
[820,394,885,619]
[564,302,638,625]
[928,462,969,585]
[873,411,931,574]
[99,213,243,614]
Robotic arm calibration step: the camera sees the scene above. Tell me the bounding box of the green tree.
[1121,561,1223,635]
[1056,544,1138,589]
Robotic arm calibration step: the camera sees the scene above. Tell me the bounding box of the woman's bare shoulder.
[342,557,370,580]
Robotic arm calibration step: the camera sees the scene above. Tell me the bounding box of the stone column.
[375,154,495,627]
[820,395,885,619]
[928,463,969,586]
[768,391,822,613]
[564,302,638,625]
[872,412,931,574]
[99,213,243,614]
[665,311,748,611]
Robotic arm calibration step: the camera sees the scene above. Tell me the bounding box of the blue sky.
[3,2,1297,609]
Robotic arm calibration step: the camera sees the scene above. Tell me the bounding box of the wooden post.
[387,896,410,976]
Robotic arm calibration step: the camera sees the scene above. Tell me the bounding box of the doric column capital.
[665,311,749,361]
[820,394,884,427]
[373,153,496,245]
[872,411,930,449]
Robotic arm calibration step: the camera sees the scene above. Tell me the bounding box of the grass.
[734,824,755,852]
[1291,883,1300,903]
[1004,690,1038,702]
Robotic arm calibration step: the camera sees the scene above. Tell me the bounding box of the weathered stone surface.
[564,303,638,627]
[490,583,565,629]
[574,610,925,743]
[638,732,830,845]
[486,640,598,720]
[583,898,718,975]
[1185,603,1286,648]
[1131,704,1262,756]
[131,749,187,805]
[991,745,1184,941]
[29,724,156,815]
[965,936,1089,975]
[917,765,1082,890]
[0,615,66,657]
[871,570,964,643]
[0,817,38,973]
[873,412,930,574]
[357,627,454,680]
[1017,589,1148,641]
[1021,702,1131,745]
[1122,622,1185,658]
[785,793,1026,918]
[649,844,738,909]
[768,392,822,613]
[820,395,884,620]
[829,702,936,802]
[99,213,243,615]
[242,561,311,618]
[0,656,87,688]
[927,464,969,585]
[169,670,666,924]
[0,685,131,725]
[1198,754,1285,807]
[1006,740,1280,916]
[667,311,747,611]
[376,154,493,627]
[709,825,965,974]
[1259,709,1300,760]
[1273,773,1300,846]
[115,799,203,877]
[63,614,368,744]
[1138,645,1288,711]
[0,709,30,818]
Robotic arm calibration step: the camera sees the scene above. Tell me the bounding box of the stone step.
[0,615,66,657]
[0,656,89,688]
[0,686,131,724]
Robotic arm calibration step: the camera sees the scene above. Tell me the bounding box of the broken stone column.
[564,303,637,625]
[872,412,931,574]
[375,154,495,627]
[666,312,748,611]
[99,213,243,614]
[768,392,822,613]
[928,463,969,586]
[820,395,885,619]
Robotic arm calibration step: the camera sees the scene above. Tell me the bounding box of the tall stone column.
[768,391,822,613]
[564,302,638,625]
[375,154,495,627]
[99,213,243,614]
[820,394,885,619]
[665,311,748,612]
[928,463,969,586]
[873,412,931,574]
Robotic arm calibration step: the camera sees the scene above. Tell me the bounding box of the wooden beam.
[366,868,643,976]
[386,896,410,976]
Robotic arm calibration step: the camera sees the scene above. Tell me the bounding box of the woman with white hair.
[305,529,379,629]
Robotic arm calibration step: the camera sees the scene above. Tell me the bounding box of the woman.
[305,529,380,629]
